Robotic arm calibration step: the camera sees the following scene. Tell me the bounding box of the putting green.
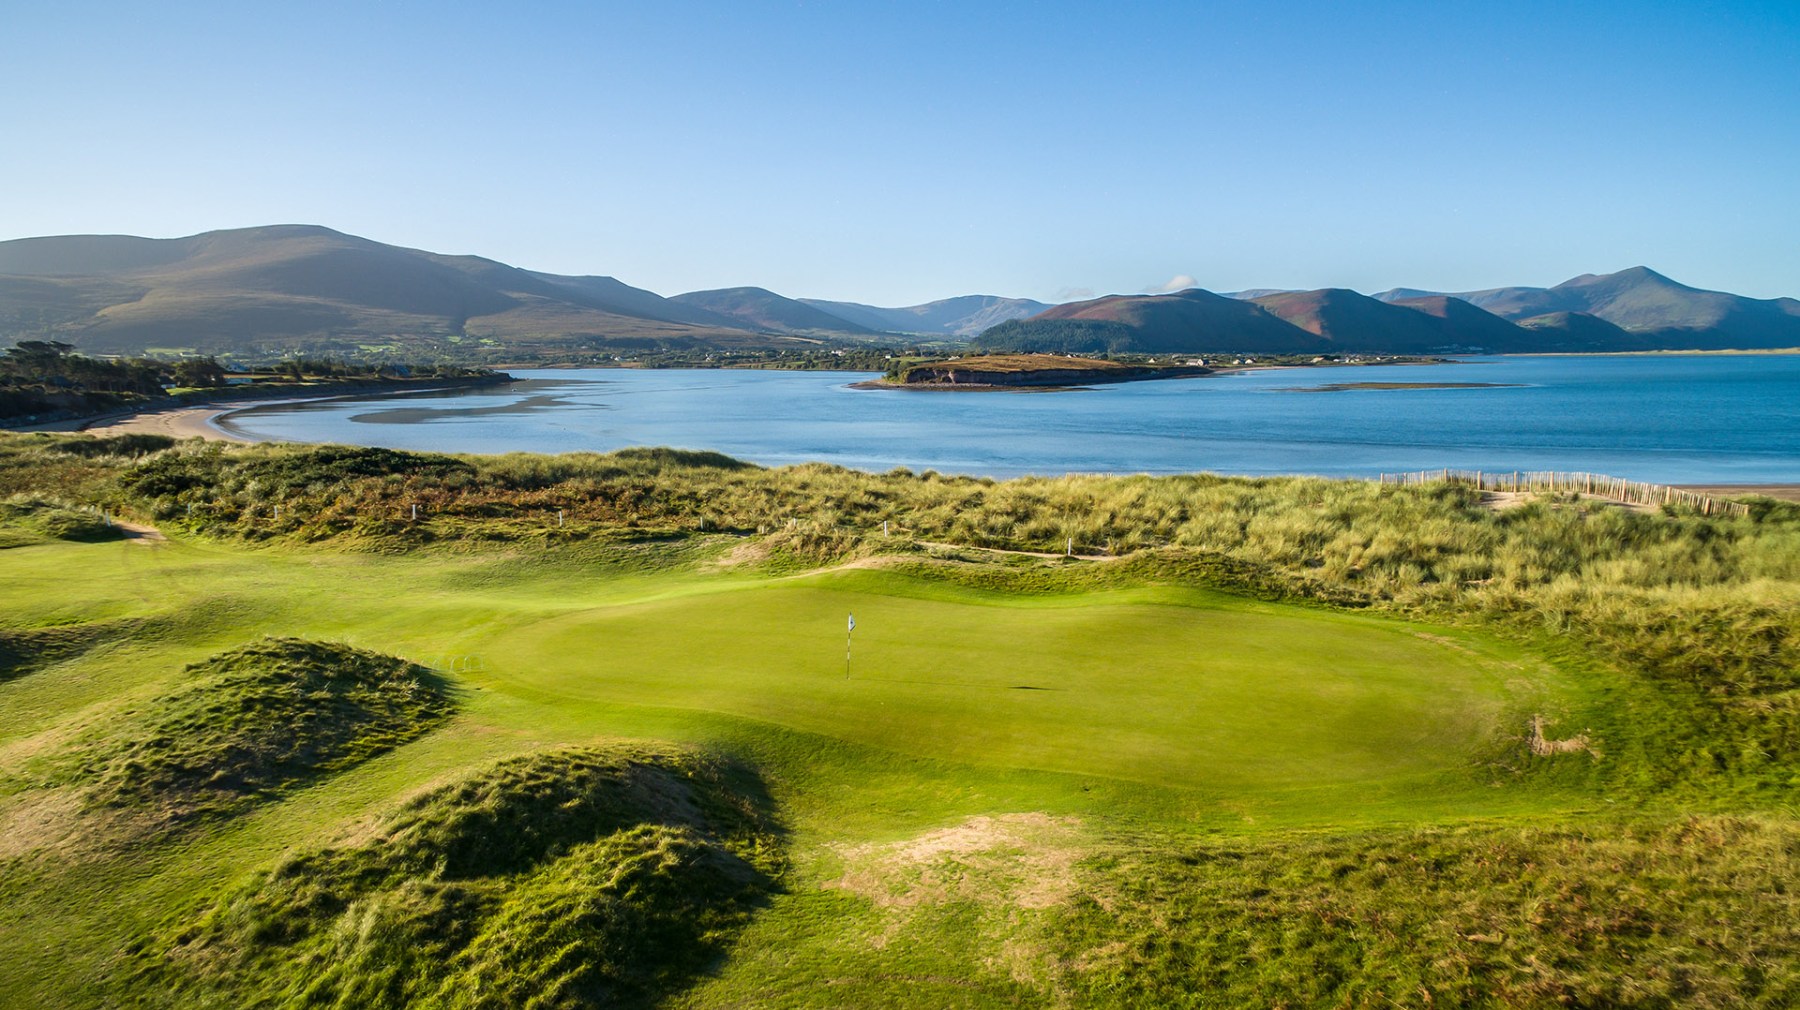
[0,537,1553,806]
[481,569,1535,791]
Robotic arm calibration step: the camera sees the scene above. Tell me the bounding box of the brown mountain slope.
[1252,289,1443,351]
[1250,289,1517,354]
[1516,311,1636,349]
[1381,267,1800,348]
[1013,289,1328,353]
[797,295,1052,337]
[1388,295,1553,352]
[669,287,881,336]
[0,226,773,354]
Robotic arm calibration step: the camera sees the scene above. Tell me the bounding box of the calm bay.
[217,355,1800,483]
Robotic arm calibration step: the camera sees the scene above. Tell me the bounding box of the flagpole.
[845,613,854,679]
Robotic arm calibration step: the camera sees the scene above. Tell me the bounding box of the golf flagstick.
[845,613,855,679]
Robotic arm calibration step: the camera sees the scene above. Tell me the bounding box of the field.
[1,433,1796,1007]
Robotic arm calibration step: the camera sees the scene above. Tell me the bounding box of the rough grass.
[1042,816,1800,1009]
[0,495,124,548]
[153,746,780,1009]
[61,638,451,824]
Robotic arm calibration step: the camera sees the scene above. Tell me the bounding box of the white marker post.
[845,613,855,680]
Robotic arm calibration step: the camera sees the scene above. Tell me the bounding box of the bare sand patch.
[0,789,92,861]
[827,812,1086,913]
[1479,490,1660,514]
[1529,714,1598,760]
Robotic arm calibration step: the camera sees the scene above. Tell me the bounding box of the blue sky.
[4,1,1796,304]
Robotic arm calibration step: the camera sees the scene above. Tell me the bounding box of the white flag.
[847,613,856,632]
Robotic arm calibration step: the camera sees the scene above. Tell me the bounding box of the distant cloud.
[1054,286,1095,301]
[1146,274,1199,294]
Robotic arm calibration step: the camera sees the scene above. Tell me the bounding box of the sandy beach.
[77,402,259,441]
[5,375,509,443]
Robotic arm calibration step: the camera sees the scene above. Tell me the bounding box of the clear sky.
[4,0,1796,304]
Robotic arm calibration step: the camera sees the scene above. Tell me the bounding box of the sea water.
[217,355,1800,482]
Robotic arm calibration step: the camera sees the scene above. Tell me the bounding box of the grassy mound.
[69,638,451,823]
[1041,816,1800,1008]
[0,618,144,683]
[0,496,123,548]
[158,746,780,1009]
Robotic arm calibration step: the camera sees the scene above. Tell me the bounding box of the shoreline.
[22,401,1800,500]
[6,375,511,442]
[86,402,260,442]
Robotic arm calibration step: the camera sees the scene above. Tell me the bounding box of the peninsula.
[858,353,1211,390]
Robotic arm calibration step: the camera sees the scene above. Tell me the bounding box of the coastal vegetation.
[0,340,208,422]
[1,431,1796,1006]
[0,343,503,426]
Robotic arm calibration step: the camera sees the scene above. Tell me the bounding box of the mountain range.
[0,225,1793,358]
[986,268,1800,356]
[1370,267,1800,350]
[798,295,1054,338]
[0,226,1042,356]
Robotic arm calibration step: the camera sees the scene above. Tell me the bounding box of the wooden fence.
[1376,469,1752,518]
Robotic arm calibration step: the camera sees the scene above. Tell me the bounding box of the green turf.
[487,572,1534,793]
[0,533,1676,1007]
